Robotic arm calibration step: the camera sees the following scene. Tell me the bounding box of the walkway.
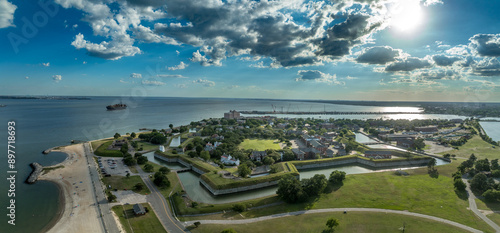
[84,143,120,233]
[135,165,189,233]
[463,178,500,232]
[184,208,482,233]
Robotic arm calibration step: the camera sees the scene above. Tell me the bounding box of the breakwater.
[26,163,43,184]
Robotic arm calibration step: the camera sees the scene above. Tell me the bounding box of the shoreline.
[38,181,66,233]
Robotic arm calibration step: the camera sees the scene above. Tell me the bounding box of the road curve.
[463,178,500,232]
[184,208,482,233]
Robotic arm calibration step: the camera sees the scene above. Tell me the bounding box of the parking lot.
[97,157,131,176]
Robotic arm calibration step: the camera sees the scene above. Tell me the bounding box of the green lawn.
[112,203,166,233]
[441,135,500,160]
[487,213,500,227]
[136,141,159,151]
[94,140,124,157]
[102,175,151,195]
[238,139,281,151]
[190,212,471,233]
[141,161,164,173]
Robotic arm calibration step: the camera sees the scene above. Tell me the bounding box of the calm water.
[480,120,500,142]
[0,97,464,232]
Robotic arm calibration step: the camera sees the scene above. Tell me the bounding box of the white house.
[221,154,240,166]
[159,145,165,152]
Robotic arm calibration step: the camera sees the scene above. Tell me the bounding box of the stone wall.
[293,157,431,170]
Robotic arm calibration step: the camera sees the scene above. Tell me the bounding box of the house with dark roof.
[250,151,267,162]
[133,204,146,215]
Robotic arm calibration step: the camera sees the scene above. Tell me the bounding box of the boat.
[106,103,127,110]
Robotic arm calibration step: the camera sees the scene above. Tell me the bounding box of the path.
[185,208,482,233]
[135,165,189,233]
[85,143,120,233]
[463,178,500,232]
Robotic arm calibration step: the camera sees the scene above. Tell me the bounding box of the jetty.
[239,110,422,115]
[26,163,43,184]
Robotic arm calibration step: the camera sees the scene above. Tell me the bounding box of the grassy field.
[102,175,151,195]
[141,161,164,173]
[136,141,159,151]
[487,213,500,227]
[238,139,281,151]
[189,212,471,233]
[112,203,166,233]
[94,140,124,157]
[441,135,500,159]
[209,161,490,232]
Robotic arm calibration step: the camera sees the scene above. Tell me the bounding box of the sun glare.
[389,0,424,33]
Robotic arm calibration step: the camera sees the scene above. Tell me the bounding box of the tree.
[238,164,251,178]
[326,218,339,231]
[484,189,500,202]
[144,163,154,173]
[427,158,437,169]
[137,155,148,165]
[126,173,130,178]
[200,151,210,161]
[153,172,170,187]
[169,124,174,129]
[107,194,117,202]
[232,203,246,212]
[134,183,144,191]
[276,175,307,203]
[454,179,466,191]
[221,229,238,233]
[159,167,170,174]
[329,170,346,184]
[302,174,327,196]
[196,145,204,154]
[475,159,491,172]
[193,222,201,228]
[413,138,425,150]
[123,155,136,166]
[263,156,275,165]
[130,132,136,138]
[120,143,129,154]
[114,133,121,139]
[470,173,489,194]
[492,159,499,170]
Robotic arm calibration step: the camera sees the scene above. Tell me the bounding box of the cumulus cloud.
[469,34,500,57]
[52,75,62,83]
[472,58,500,76]
[295,70,344,85]
[0,0,16,28]
[25,76,29,79]
[157,74,187,78]
[385,57,432,72]
[72,33,141,60]
[432,55,460,66]
[55,0,390,66]
[167,61,188,71]
[192,78,215,87]
[141,80,165,86]
[356,46,401,64]
[41,62,50,67]
[130,73,142,79]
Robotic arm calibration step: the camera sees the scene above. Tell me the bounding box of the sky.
[0,0,500,102]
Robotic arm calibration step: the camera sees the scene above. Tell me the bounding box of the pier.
[239,110,422,115]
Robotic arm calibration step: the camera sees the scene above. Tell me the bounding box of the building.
[159,145,165,152]
[224,110,241,119]
[364,150,392,159]
[415,126,438,133]
[221,154,240,166]
[250,151,267,161]
[291,148,306,160]
[396,138,415,148]
[133,204,146,215]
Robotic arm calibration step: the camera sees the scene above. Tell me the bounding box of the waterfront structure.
[364,150,392,159]
[224,110,241,119]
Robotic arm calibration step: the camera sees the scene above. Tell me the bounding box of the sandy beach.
[38,144,104,233]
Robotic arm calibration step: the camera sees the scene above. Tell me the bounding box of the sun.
[389,0,424,33]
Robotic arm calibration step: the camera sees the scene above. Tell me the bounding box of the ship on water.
[106,103,127,110]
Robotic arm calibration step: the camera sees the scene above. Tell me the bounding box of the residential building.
[221,154,240,166]
[364,150,392,159]
[251,151,267,161]
[133,204,146,215]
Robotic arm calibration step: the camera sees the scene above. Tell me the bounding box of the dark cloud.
[432,55,460,66]
[472,58,500,76]
[385,57,432,72]
[295,70,343,85]
[356,46,401,64]
[469,34,500,57]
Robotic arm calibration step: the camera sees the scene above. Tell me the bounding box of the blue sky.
[1,0,499,102]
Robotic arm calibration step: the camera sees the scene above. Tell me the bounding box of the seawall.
[292,157,431,170]
[26,162,43,184]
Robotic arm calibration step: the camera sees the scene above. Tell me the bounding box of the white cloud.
[295,70,344,85]
[72,24,78,29]
[175,84,187,88]
[119,79,128,83]
[71,33,141,60]
[192,78,215,87]
[157,74,187,78]
[130,73,142,79]
[52,75,62,83]
[0,0,16,29]
[25,76,29,79]
[167,61,188,71]
[41,62,50,67]
[141,80,165,86]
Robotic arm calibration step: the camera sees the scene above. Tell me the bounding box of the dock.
[26,163,43,184]
[239,111,422,115]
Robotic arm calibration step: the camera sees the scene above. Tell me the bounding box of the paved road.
[85,143,120,233]
[184,208,482,233]
[136,165,189,233]
[463,178,500,232]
